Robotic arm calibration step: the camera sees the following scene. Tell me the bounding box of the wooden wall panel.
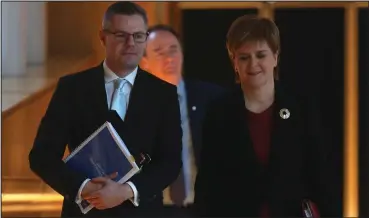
[2,87,55,193]
[2,55,99,194]
[47,2,161,61]
[47,2,110,59]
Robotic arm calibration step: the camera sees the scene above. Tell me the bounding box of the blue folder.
[64,121,140,214]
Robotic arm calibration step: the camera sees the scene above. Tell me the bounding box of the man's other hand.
[84,176,134,210]
[81,172,118,199]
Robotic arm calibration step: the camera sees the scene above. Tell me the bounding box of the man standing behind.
[141,24,225,216]
[29,2,182,217]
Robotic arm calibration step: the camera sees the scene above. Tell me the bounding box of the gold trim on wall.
[272,2,350,8]
[154,2,171,24]
[177,2,263,9]
[259,2,274,20]
[169,3,183,37]
[343,3,359,217]
[356,2,368,8]
[176,1,366,10]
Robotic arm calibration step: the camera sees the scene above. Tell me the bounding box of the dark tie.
[169,169,186,206]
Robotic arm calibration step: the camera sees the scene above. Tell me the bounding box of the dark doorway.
[359,8,369,218]
[274,8,344,215]
[182,8,258,87]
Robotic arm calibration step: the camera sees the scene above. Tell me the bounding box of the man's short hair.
[147,24,181,42]
[144,24,182,57]
[103,1,148,29]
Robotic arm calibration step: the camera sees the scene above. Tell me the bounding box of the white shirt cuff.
[75,178,91,204]
[126,181,139,206]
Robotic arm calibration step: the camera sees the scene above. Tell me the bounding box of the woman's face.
[233,40,278,89]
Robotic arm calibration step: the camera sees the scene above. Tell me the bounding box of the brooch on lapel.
[279,108,290,120]
[191,106,197,111]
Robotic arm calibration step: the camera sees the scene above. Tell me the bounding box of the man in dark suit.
[141,24,225,216]
[28,2,182,217]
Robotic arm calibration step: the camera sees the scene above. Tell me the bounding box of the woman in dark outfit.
[193,15,341,217]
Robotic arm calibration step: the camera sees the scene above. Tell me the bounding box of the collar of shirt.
[103,60,138,86]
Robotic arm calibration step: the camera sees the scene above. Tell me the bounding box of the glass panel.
[182,9,258,87]
[359,8,369,217]
[275,8,344,213]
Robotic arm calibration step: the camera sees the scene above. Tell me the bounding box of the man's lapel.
[183,80,202,159]
[86,62,110,126]
[108,68,153,156]
[184,80,197,123]
[124,68,149,127]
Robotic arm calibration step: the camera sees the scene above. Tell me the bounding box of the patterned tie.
[169,93,187,206]
[110,79,128,120]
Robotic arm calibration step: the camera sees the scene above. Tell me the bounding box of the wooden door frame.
[169,1,367,38]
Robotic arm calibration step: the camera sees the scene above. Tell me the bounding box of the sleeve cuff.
[126,181,139,206]
[75,178,91,204]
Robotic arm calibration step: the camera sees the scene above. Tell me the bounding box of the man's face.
[143,30,183,77]
[100,14,147,70]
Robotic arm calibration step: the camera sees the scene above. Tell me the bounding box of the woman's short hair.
[226,15,281,80]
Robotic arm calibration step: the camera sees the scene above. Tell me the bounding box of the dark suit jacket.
[194,82,341,217]
[184,79,225,167]
[29,63,182,217]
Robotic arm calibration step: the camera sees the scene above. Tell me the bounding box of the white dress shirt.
[75,61,140,207]
[163,79,197,206]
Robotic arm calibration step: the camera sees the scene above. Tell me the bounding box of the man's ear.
[140,57,149,71]
[99,30,106,47]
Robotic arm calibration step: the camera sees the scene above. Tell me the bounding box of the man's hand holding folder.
[81,173,116,197]
[82,172,134,210]
[63,121,145,214]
